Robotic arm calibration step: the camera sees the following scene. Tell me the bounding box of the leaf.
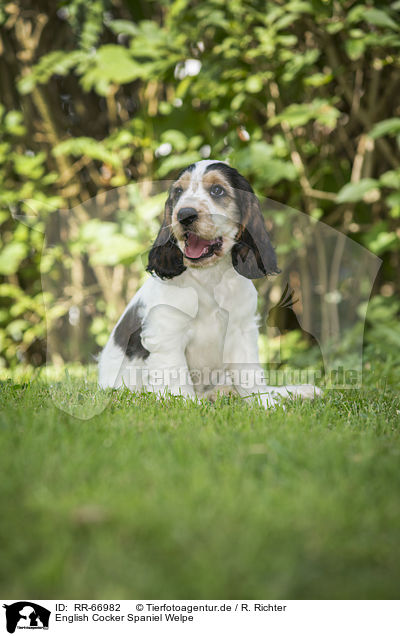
[269,99,340,129]
[4,111,26,136]
[304,73,333,87]
[160,129,188,152]
[245,75,263,93]
[363,8,399,31]
[336,179,380,203]
[345,39,366,61]
[53,138,122,168]
[129,20,173,60]
[6,319,30,340]
[379,170,400,189]
[79,45,144,94]
[80,220,117,243]
[257,159,297,185]
[17,51,84,94]
[281,49,320,82]
[0,243,28,275]
[13,152,47,179]
[231,142,297,185]
[326,21,344,34]
[108,20,139,37]
[386,192,400,218]
[89,235,141,266]
[0,284,24,299]
[156,152,201,178]
[285,1,313,13]
[96,45,142,83]
[369,118,400,139]
[347,5,368,24]
[77,220,141,266]
[364,227,398,255]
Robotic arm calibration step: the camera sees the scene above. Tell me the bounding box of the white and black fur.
[98,160,320,407]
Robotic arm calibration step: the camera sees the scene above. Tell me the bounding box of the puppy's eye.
[210,184,225,197]
[174,186,183,197]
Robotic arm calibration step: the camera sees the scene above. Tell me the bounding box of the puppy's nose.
[177,207,198,226]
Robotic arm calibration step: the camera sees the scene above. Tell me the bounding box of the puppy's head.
[147,160,279,279]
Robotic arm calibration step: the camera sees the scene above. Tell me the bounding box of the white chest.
[185,295,229,372]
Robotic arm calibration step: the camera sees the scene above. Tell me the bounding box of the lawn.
[0,379,399,599]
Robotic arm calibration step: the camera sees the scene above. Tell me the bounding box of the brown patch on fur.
[201,170,235,196]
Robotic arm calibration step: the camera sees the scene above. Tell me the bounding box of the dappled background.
[0,0,399,384]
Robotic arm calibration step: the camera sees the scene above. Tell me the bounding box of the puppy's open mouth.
[183,232,223,260]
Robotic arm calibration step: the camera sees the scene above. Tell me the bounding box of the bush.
[0,0,399,371]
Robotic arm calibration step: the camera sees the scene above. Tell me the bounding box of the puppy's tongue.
[184,232,215,259]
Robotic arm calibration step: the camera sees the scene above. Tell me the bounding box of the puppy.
[98,160,320,406]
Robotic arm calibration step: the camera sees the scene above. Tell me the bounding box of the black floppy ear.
[232,189,280,279]
[146,196,186,280]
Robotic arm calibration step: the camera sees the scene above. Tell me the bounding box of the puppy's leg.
[141,304,196,398]
[226,330,321,409]
[140,350,194,398]
[98,337,129,389]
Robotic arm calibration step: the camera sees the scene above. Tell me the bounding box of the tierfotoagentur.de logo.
[2,603,51,634]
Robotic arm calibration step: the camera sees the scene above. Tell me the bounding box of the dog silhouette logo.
[267,283,325,376]
[2,602,51,633]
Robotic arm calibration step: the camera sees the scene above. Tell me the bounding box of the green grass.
[0,379,399,599]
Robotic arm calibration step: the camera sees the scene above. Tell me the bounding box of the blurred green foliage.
[0,0,399,370]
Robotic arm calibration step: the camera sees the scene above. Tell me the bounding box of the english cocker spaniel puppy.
[98,160,319,407]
